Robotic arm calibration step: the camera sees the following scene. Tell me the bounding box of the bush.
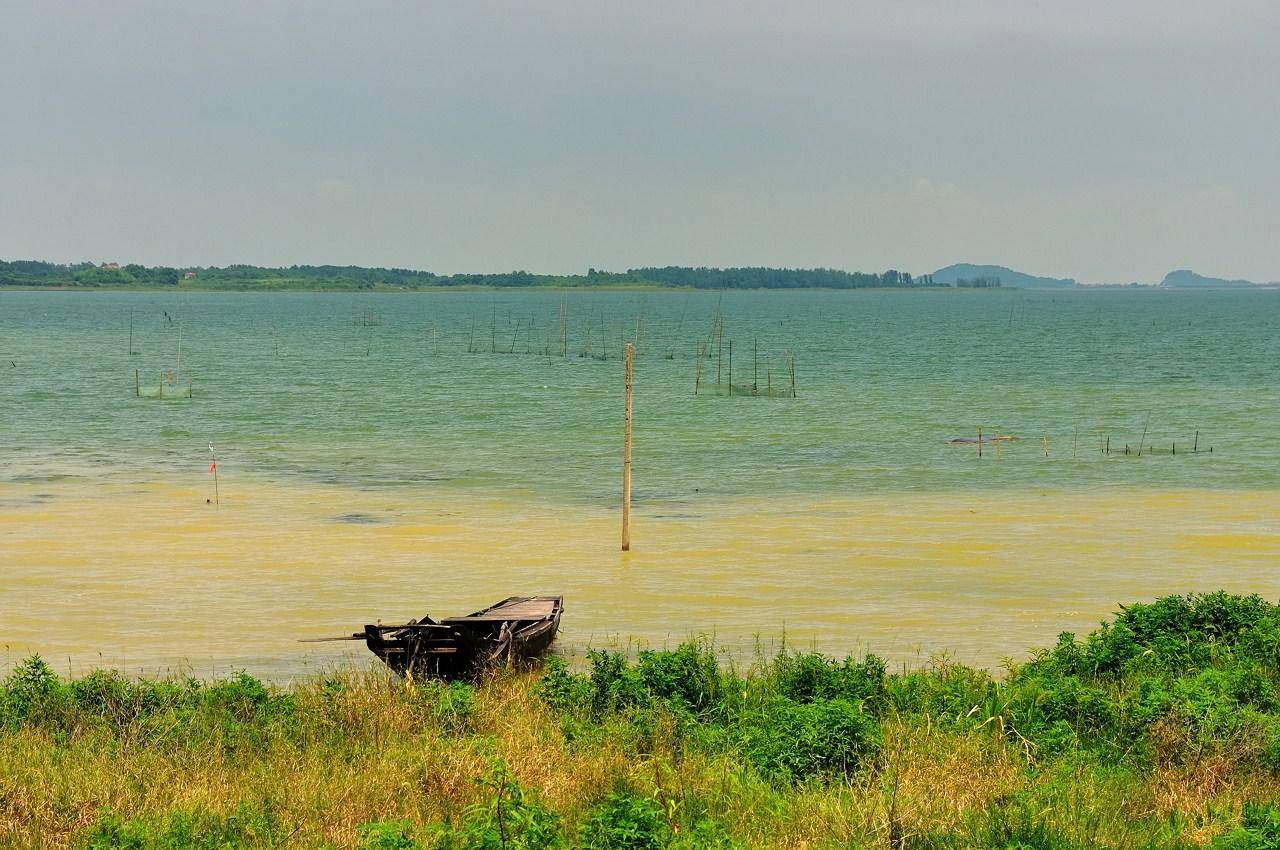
[81,803,282,849]
[413,680,475,734]
[359,820,423,850]
[577,793,668,850]
[537,656,593,713]
[771,651,888,711]
[1208,803,1280,849]
[636,643,723,714]
[738,697,881,782]
[1065,593,1280,678]
[431,763,566,850]
[587,651,648,717]
[667,819,743,850]
[2,655,66,726]
[204,672,276,721]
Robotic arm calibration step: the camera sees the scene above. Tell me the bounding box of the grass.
[3,592,1280,848]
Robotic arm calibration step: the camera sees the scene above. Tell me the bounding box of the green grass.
[3,592,1280,848]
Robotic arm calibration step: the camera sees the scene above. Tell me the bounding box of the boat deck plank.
[444,598,558,622]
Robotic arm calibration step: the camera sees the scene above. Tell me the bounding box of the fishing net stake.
[622,343,633,551]
[208,443,220,505]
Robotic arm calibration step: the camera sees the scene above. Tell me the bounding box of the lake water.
[2,288,1278,678]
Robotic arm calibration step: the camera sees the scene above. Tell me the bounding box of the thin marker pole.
[208,443,220,506]
[622,343,634,551]
[753,338,758,396]
[978,427,983,459]
[716,317,723,385]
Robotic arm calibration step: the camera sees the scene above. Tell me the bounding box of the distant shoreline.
[4,283,1277,293]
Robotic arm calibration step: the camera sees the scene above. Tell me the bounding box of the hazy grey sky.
[2,1,1277,281]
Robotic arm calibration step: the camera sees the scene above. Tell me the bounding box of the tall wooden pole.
[622,343,634,551]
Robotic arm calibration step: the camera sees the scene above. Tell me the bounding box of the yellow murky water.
[3,477,1277,679]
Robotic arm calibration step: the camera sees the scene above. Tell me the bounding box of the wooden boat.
[304,596,563,680]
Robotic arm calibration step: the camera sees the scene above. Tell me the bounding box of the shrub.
[587,651,648,717]
[636,643,722,714]
[738,697,881,782]
[359,820,423,850]
[772,651,887,711]
[431,763,566,850]
[577,793,668,850]
[80,803,282,849]
[667,819,743,850]
[204,672,274,721]
[1073,593,1280,677]
[2,655,65,726]
[537,656,592,713]
[413,680,474,734]
[1208,802,1280,849]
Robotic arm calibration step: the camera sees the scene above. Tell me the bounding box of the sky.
[1,1,1278,282]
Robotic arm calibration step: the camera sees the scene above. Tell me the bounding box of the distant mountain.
[931,263,1076,289]
[1160,269,1263,289]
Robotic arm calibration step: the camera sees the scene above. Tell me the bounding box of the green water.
[2,288,1277,499]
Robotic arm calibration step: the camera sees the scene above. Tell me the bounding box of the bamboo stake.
[1042,434,1050,457]
[694,343,703,395]
[622,343,634,551]
[134,369,139,397]
[753,338,758,396]
[208,443,220,505]
[716,317,723,385]
[978,427,982,459]
[727,339,733,396]
[1138,412,1150,458]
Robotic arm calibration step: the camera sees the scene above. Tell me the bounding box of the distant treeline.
[0,259,941,291]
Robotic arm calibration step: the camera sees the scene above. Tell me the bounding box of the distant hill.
[931,263,1076,289]
[1160,269,1263,289]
